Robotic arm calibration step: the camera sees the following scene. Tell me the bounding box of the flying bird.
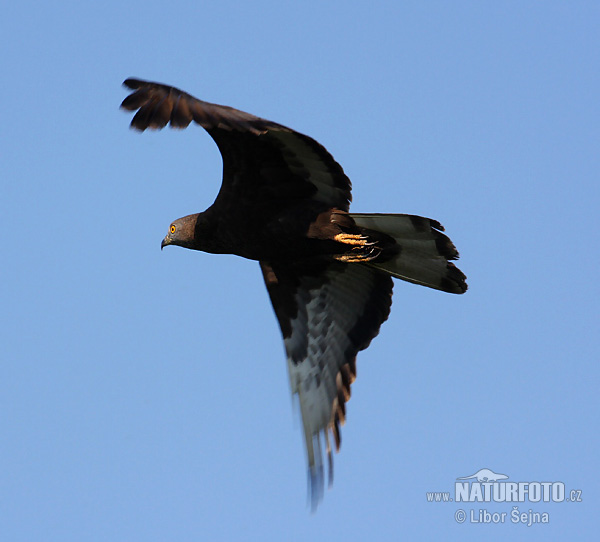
[120,78,467,507]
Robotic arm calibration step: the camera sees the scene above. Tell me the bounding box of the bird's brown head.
[161,214,199,250]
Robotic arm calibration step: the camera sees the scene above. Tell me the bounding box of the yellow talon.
[334,233,369,246]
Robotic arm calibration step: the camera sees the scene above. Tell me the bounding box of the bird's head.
[161,214,199,250]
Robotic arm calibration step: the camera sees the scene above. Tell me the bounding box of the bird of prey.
[120,78,467,507]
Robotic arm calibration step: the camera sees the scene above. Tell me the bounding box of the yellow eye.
[170,224,176,234]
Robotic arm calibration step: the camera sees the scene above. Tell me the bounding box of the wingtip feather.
[123,77,144,89]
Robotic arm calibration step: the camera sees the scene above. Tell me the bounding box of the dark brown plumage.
[120,78,467,508]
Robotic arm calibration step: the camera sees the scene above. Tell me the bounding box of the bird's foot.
[333,233,373,246]
[333,245,382,263]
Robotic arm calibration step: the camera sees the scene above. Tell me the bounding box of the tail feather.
[350,213,467,294]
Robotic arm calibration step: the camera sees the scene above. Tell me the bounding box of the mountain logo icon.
[456,468,509,482]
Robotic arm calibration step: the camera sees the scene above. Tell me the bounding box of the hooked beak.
[161,235,172,250]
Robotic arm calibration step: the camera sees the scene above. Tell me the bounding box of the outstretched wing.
[120,78,352,216]
[260,260,393,508]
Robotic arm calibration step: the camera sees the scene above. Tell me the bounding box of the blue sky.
[2,1,598,540]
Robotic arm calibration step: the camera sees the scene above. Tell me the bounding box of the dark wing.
[260,260,393,508]
[120,78,352,214]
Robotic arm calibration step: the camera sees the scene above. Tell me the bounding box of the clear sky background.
[2,1,598,540]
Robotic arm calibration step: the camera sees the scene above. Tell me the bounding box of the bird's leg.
[333,244,382,263]
[333,232,374,246]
